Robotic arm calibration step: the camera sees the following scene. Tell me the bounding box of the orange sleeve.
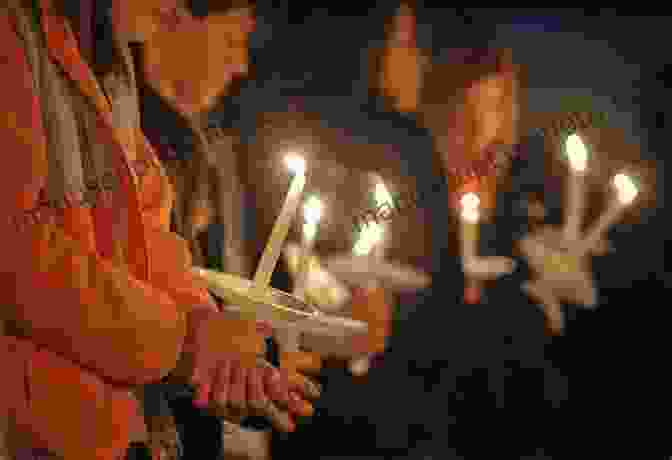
[0,13,185,385]
[139,138,219,313]
[1,336,140,460]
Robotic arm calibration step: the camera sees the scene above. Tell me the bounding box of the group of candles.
[254,153,394,362]
[253,154,395,294]
[258,131,639,328]
[459,132,640,301]
[563,133,638,254]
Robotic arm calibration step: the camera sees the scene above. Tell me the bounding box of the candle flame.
[613,173,638,204]
[565,134,588,172]
[285,155,306,176]
[460,192,480,222]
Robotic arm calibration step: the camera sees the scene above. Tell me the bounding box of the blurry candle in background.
[460,192,481,304]
[564,133,589,242]
[579,173,638,255]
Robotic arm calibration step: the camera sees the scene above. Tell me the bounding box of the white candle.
[353,181,391,258]
[281,196,323,356]
[372,180,394,260]
[295,196,323,299]
[580,173,638,255]
[460,192,481,302]
[348,180,393,375]
[460,192,480,261]
[564,134,588,242]
[253,155,306,288]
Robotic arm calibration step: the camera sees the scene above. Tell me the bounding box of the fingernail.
[194,384,210,407]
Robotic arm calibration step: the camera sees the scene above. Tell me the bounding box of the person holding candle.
[138,13,330,459]
[139,4,522,459]
[345,178,396,374]
[270,5,523,458]
[0,2,317,459]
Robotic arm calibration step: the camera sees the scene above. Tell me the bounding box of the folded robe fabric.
[0,335,140,460]
[0,3,222,458]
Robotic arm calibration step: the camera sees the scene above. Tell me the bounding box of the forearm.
[1,219,187,385]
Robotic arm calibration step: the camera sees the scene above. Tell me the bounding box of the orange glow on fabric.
[380,4,419,113]
[143,10,253,114]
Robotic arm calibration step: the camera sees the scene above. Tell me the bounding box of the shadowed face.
[140,7,253,115]
[376,9,519,219]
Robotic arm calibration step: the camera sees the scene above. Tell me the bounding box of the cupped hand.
[181,310,320,432]
[194,358,321,433]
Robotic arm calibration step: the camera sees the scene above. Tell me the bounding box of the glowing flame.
[565,134,588,173]
[613,173,638,205]
[460,192,480,223]
[285,155,306,176]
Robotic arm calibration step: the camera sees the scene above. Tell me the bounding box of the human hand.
[179,310,320,432]
[201,358,321,433]
[348,286,392,356]
[279,350,322,376]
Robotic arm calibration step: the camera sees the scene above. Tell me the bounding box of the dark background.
[204,7,667,458]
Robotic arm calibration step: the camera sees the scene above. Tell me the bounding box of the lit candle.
[253,155,306,288]
[579,173,638,255]
[279,195,323,356]
[349,180,393,375]
[353,180,392,258]
[295,196,323,299]
[372,180,394,259]
[460,192,480,260]
[564,134,589,242]
[460,192,481,303]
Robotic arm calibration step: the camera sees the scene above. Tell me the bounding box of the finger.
[260,400,295,433]
[283,391,313,418]
[192,351,220,407]
[263,366,291,409]
[297,351,322,375]
[229,362,247,411]
[287,391,314,418]
[281,351,322,375]
[247,367,267,412]
[222,405,245,424]
[287,372,322,400]
[255,321,274,338]
[190,347,214,388]
[194,382,212,408]
[213,359,232,408]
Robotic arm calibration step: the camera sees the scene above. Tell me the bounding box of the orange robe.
[0,1,216,458]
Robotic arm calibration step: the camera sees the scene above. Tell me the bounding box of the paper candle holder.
[195,268,367,339]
